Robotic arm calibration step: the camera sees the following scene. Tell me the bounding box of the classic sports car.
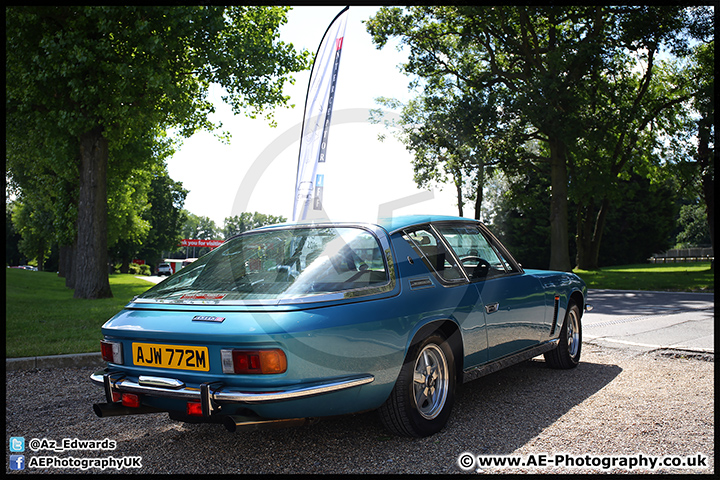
[92,215,589,437]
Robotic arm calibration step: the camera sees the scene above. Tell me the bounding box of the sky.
[165,6,459,228]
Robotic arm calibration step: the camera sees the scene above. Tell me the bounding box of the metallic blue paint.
[92,216,587,427]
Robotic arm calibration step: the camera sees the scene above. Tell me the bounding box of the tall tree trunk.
[73,127,112,299]
[702,171,714,254]
[548,138,572,271]
[121,255,130,274]
[452,166,464,217]
[698,116,714,268]
[62,244,76,289]
[58,245,68,278]
[575,197,610,270]
[36,244,45,272]
[474,162,484,221]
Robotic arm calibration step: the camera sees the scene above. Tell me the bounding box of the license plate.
[132,343,209,371]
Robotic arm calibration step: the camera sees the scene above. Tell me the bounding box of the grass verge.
[573,262,714,292]
[5,269,155,358]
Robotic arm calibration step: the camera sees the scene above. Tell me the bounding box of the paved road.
[139,275,165,284]
[583,290,714,355]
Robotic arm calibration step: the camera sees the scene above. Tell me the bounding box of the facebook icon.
[10,455,25,471]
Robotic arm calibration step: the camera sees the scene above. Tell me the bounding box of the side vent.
[550,295,560,335]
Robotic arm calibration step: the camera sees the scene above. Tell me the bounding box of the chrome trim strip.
[462,339,560,383]
[91,371,374,405]
[429,223,471,283]
[138,376,185,389]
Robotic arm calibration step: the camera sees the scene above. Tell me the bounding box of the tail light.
[220,349,287,374]
[186,401,203,416]
[121,393,140,408]
[100,340,123,364]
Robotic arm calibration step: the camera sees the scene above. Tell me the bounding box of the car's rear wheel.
[544,299,582,369]
[379,333,456,437]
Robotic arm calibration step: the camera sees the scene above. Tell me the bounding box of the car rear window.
[137,227,390,303]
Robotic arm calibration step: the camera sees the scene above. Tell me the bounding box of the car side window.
[434,224,515,280]
[402,228,465,283]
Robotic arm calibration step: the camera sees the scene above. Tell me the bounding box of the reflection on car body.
[91,215,589,437]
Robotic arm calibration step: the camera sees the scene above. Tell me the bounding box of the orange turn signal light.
[221,349,287,374]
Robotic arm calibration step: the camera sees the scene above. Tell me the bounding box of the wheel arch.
[569,289,585,315]
[406,319,464,385]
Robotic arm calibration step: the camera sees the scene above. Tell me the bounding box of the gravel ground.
[5,345,713,474]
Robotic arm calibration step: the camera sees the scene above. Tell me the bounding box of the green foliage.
[6,203,25,266]
[490,170,678,269]
[6,6,311,141]
[6,6,311,298]
[674,203,712,248]
[490,169,554,269]
[223,212,287,239]
[127,263,142,275]
[374,82,504,218]
[182,212,219,240]
[367,6,713,270]
[597,176,678,266]
[10,200,54,270]
[136,168,188,267]
[175,212,220,258]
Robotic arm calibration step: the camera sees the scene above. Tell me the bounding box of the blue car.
[92,215,589,437]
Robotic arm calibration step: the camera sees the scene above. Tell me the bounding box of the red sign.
[132,259,145,265]
[180,239,224,248]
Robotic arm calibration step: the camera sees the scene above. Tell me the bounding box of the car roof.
[375,215,478,233]
[252,215,479,235]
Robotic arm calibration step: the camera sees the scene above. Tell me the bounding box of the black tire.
[544,299,582,369]
[379,333,456,437]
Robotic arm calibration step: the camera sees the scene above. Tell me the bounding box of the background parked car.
[157,263,172,276]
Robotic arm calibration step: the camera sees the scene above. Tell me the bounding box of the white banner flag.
[292,6,349,222]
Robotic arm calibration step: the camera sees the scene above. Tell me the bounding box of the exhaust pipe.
[93,402,166,418]
[223,415,316,433]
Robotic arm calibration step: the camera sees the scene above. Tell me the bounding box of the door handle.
[485,302,499,314]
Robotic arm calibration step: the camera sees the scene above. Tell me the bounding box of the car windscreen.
[137,227,390,303]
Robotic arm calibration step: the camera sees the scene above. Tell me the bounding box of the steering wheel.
[460,256,490,278]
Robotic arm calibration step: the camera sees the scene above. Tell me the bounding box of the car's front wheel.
[379,333,456,437]
[544,299,582,369]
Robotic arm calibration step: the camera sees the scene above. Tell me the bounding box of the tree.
[489,168,554,269]
[178,213,220,258]
[11,200,54,271]
[691,41,714,257]
[674,203,711,249]
[596,175,678,266]
[6,6,311,298]
[136,169,188,271]
[490,169,678,268]
[367,6,713,270]
[223,212,287,239]
[6,203,25,266]
[373,81,503,219]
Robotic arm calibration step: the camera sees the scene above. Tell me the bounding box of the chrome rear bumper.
[91,369,374,412]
